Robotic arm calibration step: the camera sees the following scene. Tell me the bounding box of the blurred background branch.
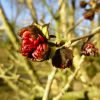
[26,0,38,23]
[0,0,100,100]
[0,4,19,50]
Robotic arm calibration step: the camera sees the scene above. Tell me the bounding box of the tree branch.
[62,26,100,48]
[53,55,85,100]
[49,26,100,48]
[42,0,57,20]
[71,26,100,43]
[60,89,100,99]
[0,5,19,50]
[66,17,84,35]
[0,3,42,87]
[0,26,4,32]
[26,0,38,23]
[0,66,28,97]
[42,67,58,100]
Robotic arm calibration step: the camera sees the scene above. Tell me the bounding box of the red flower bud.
[22,31,30,39]
[80,1,88,8]
[32,43,50,61]
[83,9,95,20]
[81,42,98,56]
[19,25,50,61]
[38,34,46,42]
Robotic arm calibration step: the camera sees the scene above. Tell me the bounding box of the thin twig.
[0,66,28,97]
[56,0,64,13]
[42,67,58,100]
[53,55,85,100]
[42,0,57,20]
[71,26,100,43]
[0,3,42,87]
[0,26,4,32]
[66,17,84,34]
[26,0,38,23]
[49,26,100,48]
[0,5,19,50]
[55,89,100,99]
[63,26,100,48]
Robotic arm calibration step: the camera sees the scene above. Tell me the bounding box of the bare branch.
[26,0,38,23]
[0,3,42,87]
[66,17,84,35]
[53,26,100,99]
[42,67,58,100]
[71,26,100,43]
[0,26,4,32]
[42,0,57,20]
[0,65,28,97]
[0,4,19,50]
[53,55,85,100]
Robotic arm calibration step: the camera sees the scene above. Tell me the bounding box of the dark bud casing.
[83,9,95,20]
[52,47,73,69]
[80,1,88,8]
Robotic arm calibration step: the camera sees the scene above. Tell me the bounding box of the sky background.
[0,0,99,35]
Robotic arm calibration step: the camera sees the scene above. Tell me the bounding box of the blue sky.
[0,0,99,35]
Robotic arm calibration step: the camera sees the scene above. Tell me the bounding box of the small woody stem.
[42,67,58,100]
[53,55,85,100]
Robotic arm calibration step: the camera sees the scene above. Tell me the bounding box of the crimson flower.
[81,42,98,56]
[19,25,50,61]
